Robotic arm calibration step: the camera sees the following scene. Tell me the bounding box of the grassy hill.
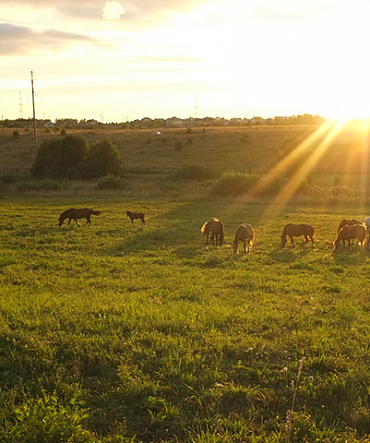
[2,121,370,200]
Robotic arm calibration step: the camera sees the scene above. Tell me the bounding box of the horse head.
[281,234,287,248]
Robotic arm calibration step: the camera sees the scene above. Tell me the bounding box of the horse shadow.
[332,248,367,265]
[268,244,313,263]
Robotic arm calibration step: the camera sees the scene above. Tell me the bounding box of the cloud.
[0,22,95,56]
[102,1,125,20]
[3,1,209,23]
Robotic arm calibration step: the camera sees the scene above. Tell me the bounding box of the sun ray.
[261,119,349,218]
[247,120,336,199]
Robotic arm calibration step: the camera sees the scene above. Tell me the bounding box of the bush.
[84,138,121,179]
[213,172,257,196]
[169,165,216,182]
[15,180,64,192]
[30,136,121,180]
[96,174,130,190]
[174,140,183,151]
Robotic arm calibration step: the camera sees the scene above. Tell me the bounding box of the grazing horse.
[59,208,102,227]
[233,223,255,254]
[337,218,362,233]
[333,224,366,251]
[201,218,224,246]
[365,217,370,249]
[281,223,315,248]
[126,210,148,226]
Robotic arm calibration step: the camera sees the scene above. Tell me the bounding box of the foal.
[126,210,148,226]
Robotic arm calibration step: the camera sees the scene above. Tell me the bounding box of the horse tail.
[310,225,315,239]
[201,221,208,233]
[92,210,103,218]
[250,227,255,245]
[219,221,224,246]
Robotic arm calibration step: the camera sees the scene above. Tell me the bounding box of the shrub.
[169,165,216,182]
[213,171,257,196]
[15,179,64,192]
[84,138,121,179]
[30,135,121,180]
[97,174,130,190]
[174,140,183,151]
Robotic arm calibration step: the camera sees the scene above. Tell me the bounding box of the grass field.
[1,123,370,442]
[1,195,370,442]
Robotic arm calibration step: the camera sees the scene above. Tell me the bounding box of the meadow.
[1,123,370,442]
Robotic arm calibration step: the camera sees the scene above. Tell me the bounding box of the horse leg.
[73,218,80,227]
[243,240,247,253]
[290,236,295,248]
[141,217,145,226]
[86,216,91,226]
[304,236,308,248]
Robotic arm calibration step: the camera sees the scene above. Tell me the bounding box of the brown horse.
[126,210,148,226]
[333,224,366,251]
[281,223,315,248]
[337,218,362,233]
[59,208,102,227]
[201,218,224,246]
[233,223,255,254]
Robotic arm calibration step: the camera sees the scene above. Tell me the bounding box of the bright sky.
[1,0,369,122]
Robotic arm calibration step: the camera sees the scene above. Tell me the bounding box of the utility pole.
[31,71,37,146]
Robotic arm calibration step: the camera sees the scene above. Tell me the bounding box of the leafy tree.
[84,138,121,178]
[30,135,120,179]
[31,138,61,177]
[31,135,88,178]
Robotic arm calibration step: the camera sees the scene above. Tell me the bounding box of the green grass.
[0,196,370,442]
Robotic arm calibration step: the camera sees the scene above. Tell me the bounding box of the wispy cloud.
[0,23,95,56]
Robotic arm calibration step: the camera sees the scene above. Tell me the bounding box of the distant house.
[141,117,154,128]
[166,117,187,128]
[43,120,54,128]
[85,119,99,127]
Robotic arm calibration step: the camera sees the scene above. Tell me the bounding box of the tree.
[30,135,121,179]
[84,138,121,178]
[31,135,88,178]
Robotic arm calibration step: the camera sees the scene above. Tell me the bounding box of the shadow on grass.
[268,245,314,263]
[332,247,367,265]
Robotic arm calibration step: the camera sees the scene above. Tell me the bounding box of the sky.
[1,0,370,122]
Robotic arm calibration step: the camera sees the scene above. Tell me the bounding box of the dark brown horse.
[233,223,255,254]
[333,224,366,251]
[201,218,224,246]
[337,218,362,233]
[281,223,315,248]
[59,208,103,227]
[126,210,148,226]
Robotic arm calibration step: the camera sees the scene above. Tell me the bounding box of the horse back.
[234,224,254,242]
[339,224,366,240]
[338,218,362,232]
